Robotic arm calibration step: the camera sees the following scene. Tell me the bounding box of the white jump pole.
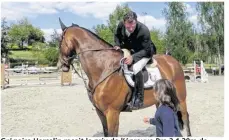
[201,61,204,82]
[194,61,196,82]
[201,60,208,83]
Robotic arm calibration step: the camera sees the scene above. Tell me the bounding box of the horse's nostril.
[62,66,70,72]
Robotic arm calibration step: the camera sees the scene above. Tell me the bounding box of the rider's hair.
[123,11,137,22]
[153,79,180,112]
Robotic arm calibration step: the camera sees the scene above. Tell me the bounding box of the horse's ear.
[59,17,67,31]
[72,23,79,27]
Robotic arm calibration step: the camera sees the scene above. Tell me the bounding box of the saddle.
[120,49,162,89]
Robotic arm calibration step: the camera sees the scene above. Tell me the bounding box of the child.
[143,79,182,137]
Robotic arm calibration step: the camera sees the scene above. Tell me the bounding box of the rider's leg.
[132,70,144,109]
[131,57,150,109]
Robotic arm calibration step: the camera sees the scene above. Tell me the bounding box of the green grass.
[9,51,36,60]
[9,50,49,66]
[9,50,46,61]
[8,45,33,49]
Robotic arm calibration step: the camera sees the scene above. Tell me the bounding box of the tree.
[48,29,60,48]
[163,2,195,65]
[197,2,224,74]
[150,28,166,54]
[93,24,114,44]
[41,29,61,66]
[43,47,59,66]
[28,27,45,45]
[1,17,10,59]
[93,4,131,45]
[107,4,131,34]
[8,18,45,48]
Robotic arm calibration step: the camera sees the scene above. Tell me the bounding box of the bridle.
[59,27,121,93]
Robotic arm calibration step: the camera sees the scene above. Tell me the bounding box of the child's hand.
[143,117,150,124]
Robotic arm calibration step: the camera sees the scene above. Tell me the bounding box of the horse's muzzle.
[62,65,70,72]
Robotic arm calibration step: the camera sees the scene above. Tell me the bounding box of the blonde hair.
[153,79,180,112]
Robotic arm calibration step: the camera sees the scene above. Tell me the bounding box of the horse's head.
[58,18,77,72]
[58,17,122,74]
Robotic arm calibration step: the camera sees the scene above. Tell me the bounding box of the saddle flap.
[121,59,162,89]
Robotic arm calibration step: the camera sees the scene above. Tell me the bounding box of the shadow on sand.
[93,126,156,137]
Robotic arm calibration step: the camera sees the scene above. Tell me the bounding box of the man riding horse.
[114,11,157,109]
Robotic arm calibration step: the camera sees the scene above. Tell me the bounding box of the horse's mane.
[71,23,114,48]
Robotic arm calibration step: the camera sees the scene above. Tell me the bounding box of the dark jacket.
[149,104,182,137]
[114,21,156,62]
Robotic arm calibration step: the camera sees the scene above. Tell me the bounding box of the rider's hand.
[143,117,150,124]
[124,55,133,65]
[114,46,121,50]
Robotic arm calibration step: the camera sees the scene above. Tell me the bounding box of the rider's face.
[124,19,137,33]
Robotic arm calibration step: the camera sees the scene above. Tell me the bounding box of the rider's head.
[123,11,137,33]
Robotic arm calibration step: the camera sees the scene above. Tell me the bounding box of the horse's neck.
[79,44,122,89]
[72,28,122,88]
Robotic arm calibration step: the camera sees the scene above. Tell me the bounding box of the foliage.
[1,17,10,59]
[107,4,131,34]
[150,28,166,54]
[163,2,195,65]
[93,4,131,45]
[7,18,45,48]
[197,2,224,74]
[43,47,59,66]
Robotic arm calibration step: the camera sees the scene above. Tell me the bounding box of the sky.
[1,2,198,41]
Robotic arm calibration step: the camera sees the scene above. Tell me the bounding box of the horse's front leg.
[106,108,120,137]
[95,108,108,137]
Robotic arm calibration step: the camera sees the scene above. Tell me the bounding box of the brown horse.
[58,18,191,137]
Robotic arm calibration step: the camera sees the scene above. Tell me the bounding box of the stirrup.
[128,98,143,110]
[134,99,143,107]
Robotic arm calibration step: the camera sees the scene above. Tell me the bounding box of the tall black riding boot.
[132,71,144,109]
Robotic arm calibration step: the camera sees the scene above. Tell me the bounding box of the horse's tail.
[177,111,184,130]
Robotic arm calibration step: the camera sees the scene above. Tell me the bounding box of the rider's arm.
[132,27,153,61]
[114,22,122,47]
